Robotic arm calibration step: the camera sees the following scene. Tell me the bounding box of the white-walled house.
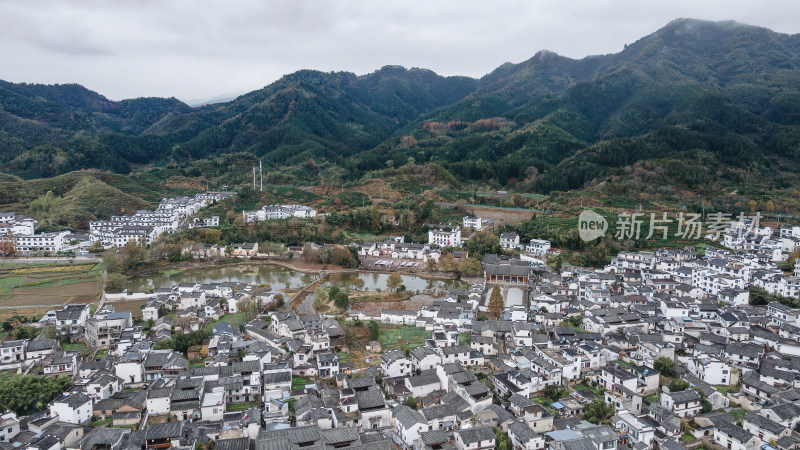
[428,225,462,247]
[714,420,760,450]
[393,405,429,449]
[660,390,702,419]
[146,388,172,416]
[500,233,520,250]
[50,393,92,425]
[526,239,551,256]
[115,355,145,385]
[380,350,412,378]
[455,426,496,450]
[687,357,732,385]
[201,387,226,422]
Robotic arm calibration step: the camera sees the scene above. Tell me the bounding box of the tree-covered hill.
[2,18,800,200]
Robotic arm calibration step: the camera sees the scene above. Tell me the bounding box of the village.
[0,197,799,450]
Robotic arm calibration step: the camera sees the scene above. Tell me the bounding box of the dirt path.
[291,271,328,314]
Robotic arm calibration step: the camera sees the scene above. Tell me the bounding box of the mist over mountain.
[2,18,800,194]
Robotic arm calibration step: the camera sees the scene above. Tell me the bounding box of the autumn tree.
[330,247,356,268]
[204,229,222,244]
[0,233,15,256]
[457,257,483,277]
[302,245,319,264]
[488,285,504,318]
[313,288,328,310]
[387,273,403,292]
[353,278,365,291]
[437,253,456,272]
[426,259,437,271]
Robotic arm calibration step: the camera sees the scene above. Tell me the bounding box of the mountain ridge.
[2,18,800,199]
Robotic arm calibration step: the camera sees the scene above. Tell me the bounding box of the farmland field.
[0,262,101,311]
[105,299,148,320]
[342,322,432,368]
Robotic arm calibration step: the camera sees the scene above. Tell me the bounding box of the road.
[0,256,102,264]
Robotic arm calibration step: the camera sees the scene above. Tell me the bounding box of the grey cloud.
[0,0,798,101]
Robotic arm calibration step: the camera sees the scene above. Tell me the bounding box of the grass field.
[63,342,90,356]
[729,408,747,421]
[205,312,246,331]
[714,385,740,395]
[292,377,308,390]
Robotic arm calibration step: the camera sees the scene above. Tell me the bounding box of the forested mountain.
[3,18,800,195]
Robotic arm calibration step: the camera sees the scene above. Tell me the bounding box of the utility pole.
[253,166,256,190]
[259,160,263,192]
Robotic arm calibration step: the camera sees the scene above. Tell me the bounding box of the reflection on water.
[324,272,466,292]
[124,264,467,294]
[124,265,316,292]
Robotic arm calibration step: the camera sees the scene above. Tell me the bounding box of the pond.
[323,272,466,293]
[123,264,467,294]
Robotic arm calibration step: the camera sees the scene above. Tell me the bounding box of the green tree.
[654,357,676,377]
[582,398,616,424]
[403,397,418,410]
[368,320,381,341]
[155,338,174,350]
[464,229,501,258]
[669,379,690,392]
[329,286,349,310]
[553,254,564,272]
[0,375,73,415]
[495,428,511,450]
[105,273,126,293]
[488,285,504,318]
[387,273,403,292]
[543,385,563,402]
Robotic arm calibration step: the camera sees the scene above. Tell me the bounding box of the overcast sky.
[1,0,799,104]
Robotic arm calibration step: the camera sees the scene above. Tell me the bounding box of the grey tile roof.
[355,388,386,410]
[144,422,183,440]
[765,403,800,421]
[457,426,495,445]
[57,393,91,408]
[743,412,786,435]
[78,428,130,450]
[562,437,596,450]
[716,420,754,443]
[393,405,426,428]
[214,437,249,450]
[666,389,701,404]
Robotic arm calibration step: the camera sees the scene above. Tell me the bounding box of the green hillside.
[2,18,800,218]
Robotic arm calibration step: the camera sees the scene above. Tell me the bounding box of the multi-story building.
[242,204,316,223]
[14,231,70,254]
[462,216,483,230]
[428,225,462,247]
